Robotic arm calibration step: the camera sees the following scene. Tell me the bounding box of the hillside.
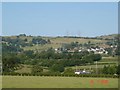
[96,34,118,40]
[2,34,118,51]
[2,33,119,76]
[23,37,108,51]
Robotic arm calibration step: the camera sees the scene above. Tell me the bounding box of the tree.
[87,41,91,48]
[24,50,34,58]
[102,65,117,74]
[80,50,89,56]
[105,48,113,55]
[19,34,26,36]
[2,53,21,72]
[81,54,101,64]
[107,65,116,74]
[51,64,64,72]
[102,65,108,74]
[31,65,43,74]
[32,37,48,45]
[115,47,120,55]
[92,54,102,61]
[2,43,23,53]
[116,64,120,75]
[64,68,74,74]
[24,38,28,42]
[46,48,55,59]
[82,55,93,63]
[47,39,51,44]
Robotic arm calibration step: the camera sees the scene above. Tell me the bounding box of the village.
[54,43,117,55]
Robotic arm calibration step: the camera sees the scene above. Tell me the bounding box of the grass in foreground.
[2,76,118,88]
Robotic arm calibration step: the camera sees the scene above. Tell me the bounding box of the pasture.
[2,76,118,88]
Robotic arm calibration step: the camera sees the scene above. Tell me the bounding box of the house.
[80,70,91,74]
[75,69,91,75]
[86,47,108,55]
[75,71,81,74]
[55,48,58,51]
[78,49,82,52]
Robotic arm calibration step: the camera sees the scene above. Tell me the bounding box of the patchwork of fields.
[2,35,119,88]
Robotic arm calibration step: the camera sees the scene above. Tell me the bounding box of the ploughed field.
[2,76,118,88]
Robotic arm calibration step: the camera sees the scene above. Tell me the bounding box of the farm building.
[75,70,91,75]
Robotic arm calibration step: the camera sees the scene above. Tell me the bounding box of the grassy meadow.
[2,76,118,88]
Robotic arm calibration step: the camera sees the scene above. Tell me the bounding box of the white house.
[75,71,80,74]
[75,69,91,74]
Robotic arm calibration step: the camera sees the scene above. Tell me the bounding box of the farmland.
[2,76,118,88]
[2,1,119,89]
[2,34,119,89]
[13,56,118,74]
[3,35,109,51]
[22,37,107,51]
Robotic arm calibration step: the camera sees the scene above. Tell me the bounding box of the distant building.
[75,69,91,74]
[75,71,80,74]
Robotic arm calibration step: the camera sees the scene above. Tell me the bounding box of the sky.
[2,2,118,37]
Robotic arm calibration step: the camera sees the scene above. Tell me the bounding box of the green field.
[2,76,118,88]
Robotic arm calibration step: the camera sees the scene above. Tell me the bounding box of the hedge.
[2,72,119,78]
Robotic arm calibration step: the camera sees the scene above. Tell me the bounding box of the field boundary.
[2,72,119,78]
